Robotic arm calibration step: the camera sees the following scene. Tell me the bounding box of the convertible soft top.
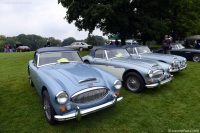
[121,44,141,49]
[90,45,122,57]
[36,47,76,53]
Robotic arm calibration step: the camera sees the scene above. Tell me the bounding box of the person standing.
[115,39,119,47]
[6,44,10,52]
[9,44,13,52]
[162,35,171,54]
[3,45,7,53]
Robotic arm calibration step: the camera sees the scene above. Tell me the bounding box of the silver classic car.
[122,45,187,72]
[28,47,123,125]
[82,46,173,93]
[64,42,93,51]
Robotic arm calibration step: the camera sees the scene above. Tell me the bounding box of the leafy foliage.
[0,34,62,51]
[85,35,106,46]
[62,37,76,46]
[59,0,200,45]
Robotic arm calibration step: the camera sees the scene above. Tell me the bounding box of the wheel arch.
[84,59,90,64]
[122,69,145,84]
[41,86,48,97]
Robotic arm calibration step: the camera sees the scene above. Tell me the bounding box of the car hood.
[175,48,200,52]
[112,57,162,70]
[141,53,178,61]
[42,63,101,87]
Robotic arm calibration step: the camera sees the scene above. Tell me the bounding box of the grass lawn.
[0,51,200,133]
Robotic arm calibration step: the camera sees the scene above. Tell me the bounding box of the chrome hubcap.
[127,76,140,91]
[193,55,200,62]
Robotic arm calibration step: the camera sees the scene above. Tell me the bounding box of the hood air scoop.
[152,64,159,67]
[79,78,97,84]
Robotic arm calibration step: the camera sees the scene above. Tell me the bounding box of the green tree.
[58,0,169,45]
[85,35,106,46]
[0,35,6,52]
[48,37,62,46]
[168,0,200,42]
[62,37,76,46]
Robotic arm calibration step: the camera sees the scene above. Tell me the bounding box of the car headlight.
[183,58,187,63]
[169,65,173,72]
[172,60,176,66]
[55,91,68,104]
[114,80,122,90]
[148,70,154,78]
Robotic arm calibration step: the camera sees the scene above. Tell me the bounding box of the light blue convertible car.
[82,46,173,93]
[122,45,187,72]
[28,47,123,125]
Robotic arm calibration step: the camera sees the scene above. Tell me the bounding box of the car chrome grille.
[152,70,163,79]
[71,87,109,104]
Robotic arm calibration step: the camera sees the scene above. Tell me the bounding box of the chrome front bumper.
[170,64,187,72]
[54,97,123,121]
[145,76,173,88]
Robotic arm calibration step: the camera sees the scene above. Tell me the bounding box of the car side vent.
[79,78,97,84]
[152,64,159,67]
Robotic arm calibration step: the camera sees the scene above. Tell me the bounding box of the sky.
[0,0,105,41]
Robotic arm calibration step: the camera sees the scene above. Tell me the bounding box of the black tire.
[192,54,200,62]
[42,90,57,125]
[28,67,34,87]
[79,47,83,51]
[84,60,90,64]
[124,72,145,93]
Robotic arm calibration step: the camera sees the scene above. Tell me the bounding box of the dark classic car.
[153,43,200,62]
[82,46,173,93]
[122,45,187,72]
[28,47,123,125]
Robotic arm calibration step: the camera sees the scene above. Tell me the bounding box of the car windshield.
[136,46,151,54]
[106,49,130,59]
[38,51,82,66]
[81,42,87,45]
[176,44,185,49]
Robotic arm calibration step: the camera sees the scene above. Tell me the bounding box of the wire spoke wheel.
[193,54,200,62]
[42,90,57,125]
[127,76,140,91]
[124,72,145,93]
[43,96,51,120]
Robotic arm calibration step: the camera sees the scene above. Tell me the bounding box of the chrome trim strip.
[153,69,163,74]
[54,97,123,121]
[145,76,173,88]
[78,78,97,84]
[71,87,106,98]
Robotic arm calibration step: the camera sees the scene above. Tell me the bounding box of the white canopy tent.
[185,35,200,40]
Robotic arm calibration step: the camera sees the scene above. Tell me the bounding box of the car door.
[171,45,191,58]
[93,49,124,80]
[69,43,77,49]
[29,53,42,91]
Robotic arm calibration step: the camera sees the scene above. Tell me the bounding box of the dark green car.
[153,43,200,62]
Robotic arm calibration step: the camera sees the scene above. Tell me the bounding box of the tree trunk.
[120,37,126,46]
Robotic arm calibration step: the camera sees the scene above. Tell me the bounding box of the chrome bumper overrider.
[54,97,123,121]
[145,76,173,88]
[170,64,187,72]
